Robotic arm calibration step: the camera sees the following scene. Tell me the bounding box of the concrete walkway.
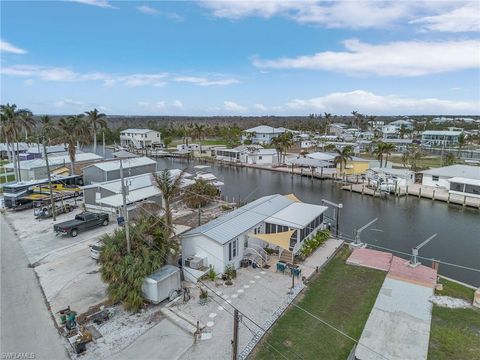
[300,238,344,278]
[348,248,437,360]
[0,214,68,359]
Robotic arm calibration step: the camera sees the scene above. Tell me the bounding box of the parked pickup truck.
[54,212,109,237]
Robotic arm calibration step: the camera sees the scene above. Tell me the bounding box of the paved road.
[0,214,68,359]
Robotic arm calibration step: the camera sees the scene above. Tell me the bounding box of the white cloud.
[54,98,86,108]
[285,90,480,115]
[201,1,480,32]
[0,39,27,54]
[174,76,239,86]
[172,100,184,109]
[253,39,480,76]
[136,5,184,21]
[224,101,247,112]
[411,3,480,32]
[254,103,268,111]
[70,0,117,9]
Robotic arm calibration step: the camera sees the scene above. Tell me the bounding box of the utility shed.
[82,157,157,184]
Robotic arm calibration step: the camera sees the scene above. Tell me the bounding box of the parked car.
[89,241,104,260]
[54,212,109,237]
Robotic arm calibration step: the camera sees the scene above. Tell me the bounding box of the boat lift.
[351,218,378,248]
[409,233,437,268]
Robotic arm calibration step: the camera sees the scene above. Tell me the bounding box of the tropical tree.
[324,143,337,152]
[382,143,396,167]
[333,146,354,175]
[279,132,294,163]
[323,112,332,137]
[192,123,206,153]
[403,145,423,172]
[373,141,386,168]
[39,115,57,142]
[0,104,35,181]
[443,152,456,166]
[85,108,107,154]
[56,115,91,174]
[183,179,219,208]
[152,168,185,238]
[100,207,178,311]
[457,133,466,156]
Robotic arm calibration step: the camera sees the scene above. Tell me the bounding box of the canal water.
[86,146,480,286]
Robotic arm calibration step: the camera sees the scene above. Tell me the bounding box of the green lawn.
[253,247,386,360]
[436,278,475,302]
[428,306,480,360]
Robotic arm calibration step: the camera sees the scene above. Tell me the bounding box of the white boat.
[193,165,211,170]
[195,173,217,181]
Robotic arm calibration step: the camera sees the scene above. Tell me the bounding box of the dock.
[342,183,480,209]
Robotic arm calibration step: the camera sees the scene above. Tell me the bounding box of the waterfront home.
[83,169,195,215]
[3,152,103,181]
[0,142,29,159]
[420,165,480,197]
[120,128,162,149]
[381,124,400,139]
[82,157,157,185]
[180,194,328,282]
[215,145,279,165]
[366,167,415,191]
[307,152,370,175]
[389,119,413,129]
[383,138,413,152]
[328,123,347,137]
[242,125,287,145]
[421,130,463,147]
[176,143,200,152]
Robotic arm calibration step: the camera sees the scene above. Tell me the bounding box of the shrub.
[208,267,217,281]
[224,264,237,280]
[298,229,331,258]
[183,179,219,208]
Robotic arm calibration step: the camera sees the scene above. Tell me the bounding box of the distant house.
[82,157,157,185]
[215,145,279,165]
[420,165,480,194]
[176,144,200,152]
[366,167,415,191]
[120,129,162,149]
[180,194,328,282]
[3,153,103,181]
[389,119,413,129]
[242,125,287,145]
[421,130,463,147]
[306,152,370,175]
[381,125,400,139]
[383,138,413,152]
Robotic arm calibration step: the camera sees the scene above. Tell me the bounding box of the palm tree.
[56,115,91,174]
[405,145,423,172]
[152,168,186,238]
[85,108,107,154]
[457,133,466,156]
[271,136,284,164]
[323,112,332,138]
[279,132,294,163]
[39,115,56,142]
[183,179,219,208]
[382,143,396,167]
[373,142,386,168]
[192,123,206,154]
[351,110,358,128]
[0,104,35,181]
[333,146,354,175]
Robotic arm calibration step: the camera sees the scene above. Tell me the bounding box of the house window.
[432,176,439,182]
[259,156,263,160]
[229,239,238,261]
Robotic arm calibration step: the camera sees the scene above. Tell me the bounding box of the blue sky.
[1,0,479,115]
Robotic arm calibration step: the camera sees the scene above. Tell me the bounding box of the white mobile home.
[120,128,162,149]
[82,157,157,185]
[420,165,480,189]
[181,194,328,282]
[242,126,287,145]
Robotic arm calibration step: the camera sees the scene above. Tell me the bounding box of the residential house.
[120,129,162,149]
[82,157,157,185]
[215,145,279,165]
[420,165,480,191]
[366,167,415,191]
[242,125,287,145]
[421,130,463,147]
[381,125,400,139]
[306,152,370,175]
[3,153,103,181]
[383,139,413,152]
[180,194,328,282]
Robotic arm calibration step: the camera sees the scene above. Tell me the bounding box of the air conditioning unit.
[185,256,205,270]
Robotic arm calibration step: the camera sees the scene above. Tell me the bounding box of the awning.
[284,193,301,202]
[249,230,295,250]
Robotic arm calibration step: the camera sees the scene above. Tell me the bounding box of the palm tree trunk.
[93,129,97,154]
[15,137,22,181]
[385,155,389,167]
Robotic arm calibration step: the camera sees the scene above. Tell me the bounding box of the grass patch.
[428,306,480,360]
[436,278,475,302]
[253,247,386,360]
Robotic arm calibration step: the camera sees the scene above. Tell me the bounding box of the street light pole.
[120,159,131,253]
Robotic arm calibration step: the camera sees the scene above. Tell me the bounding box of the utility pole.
[321,199,343,236]
[120,159,131,253]
[102,131,106,158]
[232,309,239,360]
[42,138,56,221]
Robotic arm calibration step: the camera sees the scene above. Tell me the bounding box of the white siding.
[421,174,451,189]
[182,234,226,273]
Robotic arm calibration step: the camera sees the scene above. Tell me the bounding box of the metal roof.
[265,202,328,228]
[421,165,480,180]
[244,125,286,134]
[98,186,161,207]
[286,157,330,168]
[182,194,294,245]
[87,157,156,172]
[422,130,462,136]
[4,153,103,170]
[448,176,480,186]
[112,150,139,158]
[120,128,157,134]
